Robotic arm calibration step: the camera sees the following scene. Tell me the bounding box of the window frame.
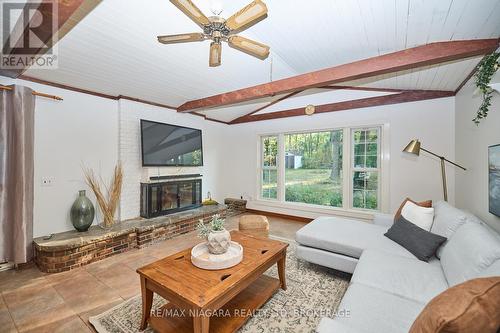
[349,127,382,211]
[259,135,279,201]
[257,123,388,213]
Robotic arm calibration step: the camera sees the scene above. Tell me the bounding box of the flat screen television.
[140,119,203,167]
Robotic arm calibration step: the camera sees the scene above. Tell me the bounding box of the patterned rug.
[89,239,350,333]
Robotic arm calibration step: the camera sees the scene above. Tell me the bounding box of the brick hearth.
[33,205,226,273]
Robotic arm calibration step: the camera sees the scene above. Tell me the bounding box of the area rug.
[89,239,350,333]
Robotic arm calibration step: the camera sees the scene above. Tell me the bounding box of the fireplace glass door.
[161,184,178,211]
[141,179,202,218]
[179,182,193,208]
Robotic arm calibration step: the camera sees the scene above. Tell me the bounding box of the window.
[259,126,383,211]
[261,136,278,199]
[352,128,380,210]
[284,130,343,207]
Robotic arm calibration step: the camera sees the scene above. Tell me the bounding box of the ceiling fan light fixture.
[209,41,222,67]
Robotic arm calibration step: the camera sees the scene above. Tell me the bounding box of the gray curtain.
[0,85,35,264]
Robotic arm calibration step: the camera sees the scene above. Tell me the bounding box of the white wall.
[118,99,226,220]
[0,77,228,235]
[455,73,500,233]
[219,97,456,219]
[0,77,119,237]
[0,75,457,236]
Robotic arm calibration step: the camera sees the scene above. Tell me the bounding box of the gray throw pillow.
[385,216,447,262]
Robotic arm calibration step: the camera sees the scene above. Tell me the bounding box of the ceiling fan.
[158,0,270,67]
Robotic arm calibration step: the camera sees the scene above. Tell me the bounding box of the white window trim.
[342,127,350,211]
[257,123,390,214]
[349,126,382,211]
[259,135,279,201]
[277,133,285,202]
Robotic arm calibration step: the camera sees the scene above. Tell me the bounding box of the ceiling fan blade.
[157,33,205,44]
[228,35,270,60]
[169,0,210,28]
[209,42,222,67]
[225,0,268,32]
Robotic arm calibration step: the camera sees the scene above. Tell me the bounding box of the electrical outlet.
[41,177,54,187]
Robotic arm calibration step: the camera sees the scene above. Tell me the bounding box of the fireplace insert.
[140,178,202,218]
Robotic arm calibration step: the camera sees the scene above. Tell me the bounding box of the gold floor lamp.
[403,139,466,202]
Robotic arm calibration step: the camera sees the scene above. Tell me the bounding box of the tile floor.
[0,214,306,332]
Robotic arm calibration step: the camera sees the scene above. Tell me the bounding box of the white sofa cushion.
[401,201,435,231]
[296,244,358,274]
[351,249,449,303]
[295,216,415,259]
[478,259,500,278]
[317,283,424,333]
[431,201,468,238]
[372,213,395,227]
[440,222,500,286]
[317,318,353,333]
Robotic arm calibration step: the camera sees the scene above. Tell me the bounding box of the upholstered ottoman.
[238,215,269,238]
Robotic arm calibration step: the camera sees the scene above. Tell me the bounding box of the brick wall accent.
[34,207,226,273]
[225,198,247,217]
[136,213,218,247]
[35,232,137,273]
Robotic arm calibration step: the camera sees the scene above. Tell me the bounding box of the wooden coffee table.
[137,231,288,333]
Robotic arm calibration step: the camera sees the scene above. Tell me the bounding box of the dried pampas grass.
[84,163,123,228]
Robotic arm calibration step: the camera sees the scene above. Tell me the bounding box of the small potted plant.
[196,214,231,254]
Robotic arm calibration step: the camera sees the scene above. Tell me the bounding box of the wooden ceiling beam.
[230,90,455,124]
[191,111,229,124]
[0,0,101,78]
[229,90,303,124]
[319,85,406,93]
[177,39,499,112]
[228,85,409,123]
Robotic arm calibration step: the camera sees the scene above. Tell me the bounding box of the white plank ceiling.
[21,0,500,122]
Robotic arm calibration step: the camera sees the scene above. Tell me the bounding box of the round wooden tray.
[191,241,243,270]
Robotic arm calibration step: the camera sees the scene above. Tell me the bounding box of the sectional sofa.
[295,201,500,332]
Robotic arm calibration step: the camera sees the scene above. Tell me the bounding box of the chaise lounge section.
[295,201,500,332]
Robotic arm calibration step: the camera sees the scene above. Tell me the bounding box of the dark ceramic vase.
[70,190,95,232]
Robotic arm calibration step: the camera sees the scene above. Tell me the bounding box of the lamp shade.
[403,139,421,156]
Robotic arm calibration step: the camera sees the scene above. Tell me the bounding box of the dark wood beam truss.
[230,90,455,124]
[178,39,499,113]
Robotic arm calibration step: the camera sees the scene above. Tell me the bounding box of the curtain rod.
[0,85,63,101]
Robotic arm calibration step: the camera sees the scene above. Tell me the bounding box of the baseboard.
[0,262,14,272]
[245,209,313,223]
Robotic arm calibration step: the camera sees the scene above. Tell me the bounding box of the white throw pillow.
[401,201,435,231]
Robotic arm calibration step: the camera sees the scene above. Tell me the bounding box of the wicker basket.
[238,215,269,238]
